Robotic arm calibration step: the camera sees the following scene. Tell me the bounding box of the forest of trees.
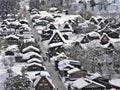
[5,67,31,90]
[65,44,120,79]
[0,0,20,18]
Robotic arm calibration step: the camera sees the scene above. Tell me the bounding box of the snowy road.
[45,61,66,90]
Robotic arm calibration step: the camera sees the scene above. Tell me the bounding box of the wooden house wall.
[35,77,54,90]
[27,65,44,71]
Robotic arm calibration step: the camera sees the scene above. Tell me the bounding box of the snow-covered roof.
[111,41,120,50]
[72,78,90,89]
[58,60,70,66]
[2,20,10,25]
[49,42,63,48]
[5,35,19,39]
[49,7,58,12]
[27,58,42,63]
[19,19,28,24]
[27,62,43,67]
[21,24,31,31]
[59,22,73,32]
[31,14,41,19]
[9,21,21,26]
[50,52,67,61]
[47,23,58,30]
[24,38,35,43]
[40,71,50,77]
[22,46,40,52]
[6,45,19,52]
[109,78,120,87]
[54,15,81,25]
[86,72,101,80]
[58,60,75,70]
[72,78,105,89]
[27,71,40,79]
[90,16,104,24]
[58,59,80,66]
[22,52,42,60]
[58,63,75,70]
[87,31,100,37]
[67,68,80,74]
[39,11,53,18]
[34,76,55,88]
[49,30,66,42]
[100,33,110,41]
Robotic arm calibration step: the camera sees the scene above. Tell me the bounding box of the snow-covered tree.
[65,45,120,79]
[0,0,20,18]
[5,69,30,90]
[29,0,41,10]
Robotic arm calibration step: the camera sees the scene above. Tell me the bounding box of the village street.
[24,8,67,89]
[45,61,66,90]
[1,0,120,90]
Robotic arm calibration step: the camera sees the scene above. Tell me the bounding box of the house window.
[42,80,45,82]
[33,67,37,69]
[44,83,48,86]
[39,83,43,86]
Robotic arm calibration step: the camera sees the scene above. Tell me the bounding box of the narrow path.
[45,61,66,90]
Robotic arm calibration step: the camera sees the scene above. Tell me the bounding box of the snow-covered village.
[0,0,120,90]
